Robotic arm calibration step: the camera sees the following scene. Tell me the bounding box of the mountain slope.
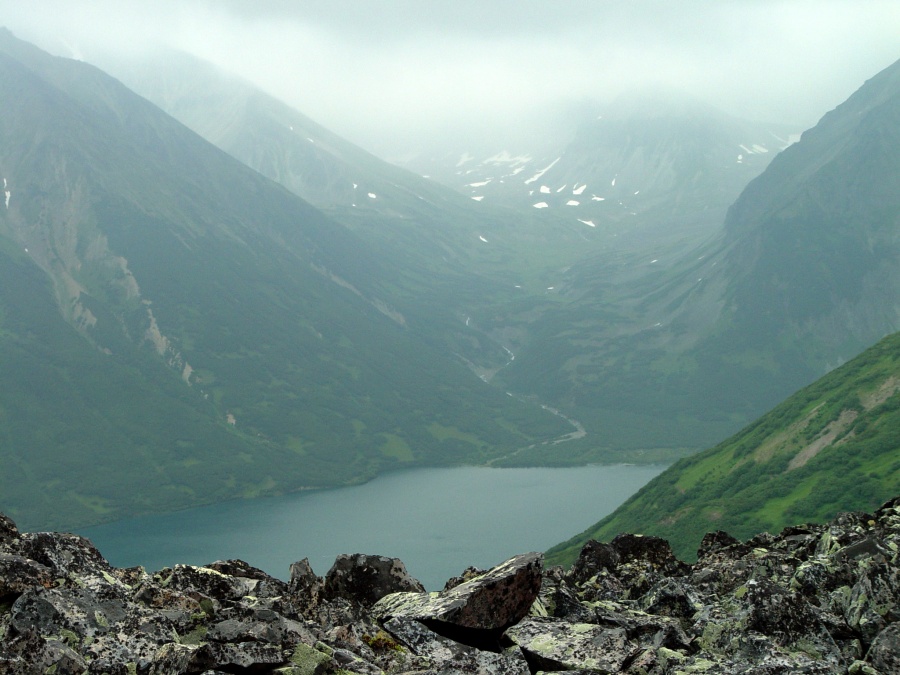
[491,57,900,458]
[548,330,900,564]
[0,30,570,530]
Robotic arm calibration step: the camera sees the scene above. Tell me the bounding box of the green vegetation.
[547,331,900,565]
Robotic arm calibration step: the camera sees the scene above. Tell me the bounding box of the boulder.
[322,553,425,606]
[289,557,323,606]
[0,511,19,543]
[0,553,54,600]
[505,616,638,672]
[373,552,543,632]
[384,616,530,674]
[570,533,690,601]
[866,621,900,673]
[12,531,115,583]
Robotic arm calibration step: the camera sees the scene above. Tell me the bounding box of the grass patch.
[380,434,414,462]
[427,423,487,449]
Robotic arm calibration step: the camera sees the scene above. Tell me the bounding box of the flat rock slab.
[373,552,542,631]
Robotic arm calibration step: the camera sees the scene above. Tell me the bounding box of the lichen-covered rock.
[0,628,87,675]
[289,557,324,608]
[0,513,19,544]
[866,620,900,673]
[383,615,530,674]
[373,552,543,632]
[570,533,690,602]
[156,563,260,604]
[505,615,638,672]
[322,553,425,607]
[0,554,54,600]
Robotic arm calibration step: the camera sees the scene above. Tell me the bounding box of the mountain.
[400,90,796,247]
[487,57,900,460]
[96,50,635,375]
[98,51,605,275]
[0,30,571,531]
[547,330,900,564]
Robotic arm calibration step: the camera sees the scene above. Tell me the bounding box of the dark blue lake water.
[78,464,666,590]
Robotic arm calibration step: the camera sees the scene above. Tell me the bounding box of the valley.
[0,22,898,573]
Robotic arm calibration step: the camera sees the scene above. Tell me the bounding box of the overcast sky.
[3,1,899,157]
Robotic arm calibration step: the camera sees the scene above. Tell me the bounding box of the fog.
[3,0,898,159]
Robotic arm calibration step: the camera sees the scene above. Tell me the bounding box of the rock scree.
[1,498,900,673]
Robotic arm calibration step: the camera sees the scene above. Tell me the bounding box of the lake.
[78,464,667,590]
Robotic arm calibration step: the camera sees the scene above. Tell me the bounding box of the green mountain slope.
[0,30,570,531]
[548,331,900,564]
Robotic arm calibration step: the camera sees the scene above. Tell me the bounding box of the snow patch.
[353,183,358,189]
[485,151,531,166]
[591,195,605,202]
[650,259,658,264]
[3,178,8,209]
[578,219,596,227]
[572,184,587,195]
[633,190,640,195]
[471,195,485,202]
[566,200,580,206]
[532,202,549,209]
[367,193,377,199]
[468,179,492,187]
[611,176,617,186]
[524,157,561,184]
[751,144,768,153]
[307,138,314,143]
[479,235,489,243]
[556,185,567,193]
[456,152,475,167]
[739,144,754,154]
[539,185,551,194]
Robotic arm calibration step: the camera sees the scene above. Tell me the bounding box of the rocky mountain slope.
[548,330,900,566]
[3,498,900,673]
[0,30,570,531]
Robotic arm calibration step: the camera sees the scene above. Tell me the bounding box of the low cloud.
[3,0,898,156]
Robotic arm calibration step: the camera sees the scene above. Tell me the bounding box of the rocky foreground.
[2,500,900,674]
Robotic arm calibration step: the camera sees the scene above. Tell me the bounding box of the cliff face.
[2,500,900,673]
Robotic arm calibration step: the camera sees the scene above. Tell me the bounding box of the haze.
[3,0,898,160]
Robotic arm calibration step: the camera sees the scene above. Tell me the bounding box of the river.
[78,463,667,590]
